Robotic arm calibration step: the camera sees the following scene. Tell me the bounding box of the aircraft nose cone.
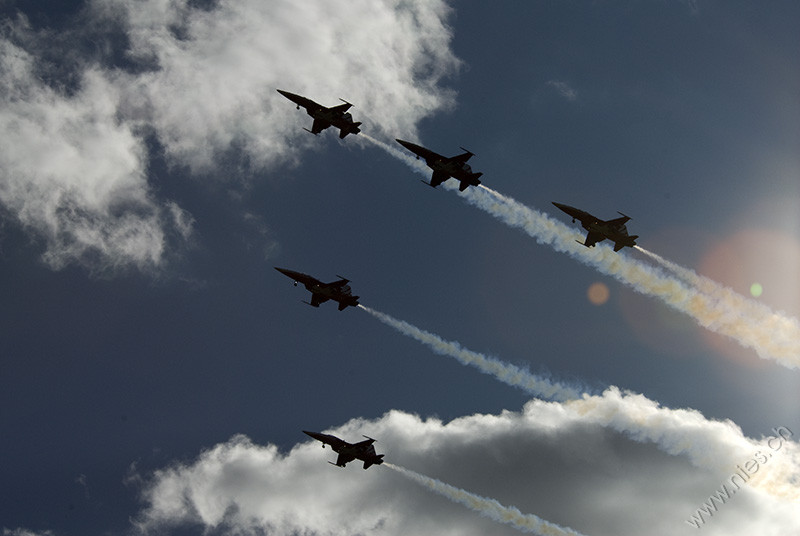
[274,267,297,278]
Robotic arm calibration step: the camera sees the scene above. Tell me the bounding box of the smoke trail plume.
[359,303,776,479]
[384,463,587,536]
[358,304,583,401]
[467,184,800,369]
[361,134,430,175]
[634,245,800,345]
[362,133,800,368]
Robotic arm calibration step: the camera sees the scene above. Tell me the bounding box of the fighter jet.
[303,430,385,469]
[395,139,483,191]
[552,202,639,252]
[277,89,361,139]
[274,267,360,310]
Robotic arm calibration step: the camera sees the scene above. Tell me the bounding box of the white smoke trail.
[358,303,773,479]
[384,463,588,536]
[634,245,800,342]
[362,133,800,368]
[361,133,430,176]
[358,304,584,401]
[458,185,800,369]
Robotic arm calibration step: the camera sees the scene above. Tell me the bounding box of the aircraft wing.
[449,150,474,163]
[606,214,631,226]
[335,452,356,467]
[329,101,353,114]
[583,231,606,247]
[429,170,450,188]
[310,118,331,135]
[310,293,330,307]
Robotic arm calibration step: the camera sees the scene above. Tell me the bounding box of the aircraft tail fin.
[614,236,639,251]
[339,123,361,139]
[363,454,384,470]
[458,173,483,191]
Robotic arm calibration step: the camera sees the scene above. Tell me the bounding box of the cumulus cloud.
[0,0,460,272]
[0,37,191,273]
[103,0,461,172]
[133,398,800,536]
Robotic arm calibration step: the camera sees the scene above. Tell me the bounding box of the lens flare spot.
[750,282,763,298]
[698,228,800,366]
[587,282,610,305]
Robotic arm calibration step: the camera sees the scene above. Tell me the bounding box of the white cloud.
[0,37,192,273]
[547,80,578,102]
[0,0,460,273]
[133,397,800,536]
[2,529,54,536]
[102,0,461,173]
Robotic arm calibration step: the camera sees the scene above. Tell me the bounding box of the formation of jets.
[277,89,644,468]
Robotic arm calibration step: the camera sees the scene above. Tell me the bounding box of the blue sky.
[1,2,799,535]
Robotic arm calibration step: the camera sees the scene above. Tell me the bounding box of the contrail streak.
[384,463,588,536]
[462,186,800,368]
[362,134,800,368]
[358,304,770,477]
[361,133,430,176]
[635,245,800,337]
[358,304,583,402]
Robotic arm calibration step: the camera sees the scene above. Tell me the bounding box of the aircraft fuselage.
[428,157,475,180]
[552,202,638,251]
[274,267,359,310]
[277,89,361,137]
[303,430,384,469]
